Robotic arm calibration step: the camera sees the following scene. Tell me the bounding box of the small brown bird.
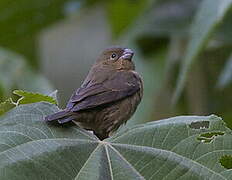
[45,47,143,140]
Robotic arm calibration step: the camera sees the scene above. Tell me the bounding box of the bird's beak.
[121,48,134,61]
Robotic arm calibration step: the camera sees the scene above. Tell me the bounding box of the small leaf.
[220,155,232,169]
[0,98,15,115]
[173,0,232,104]
[13,90,57,105]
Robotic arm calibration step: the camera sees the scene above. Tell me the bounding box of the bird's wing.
[66,71,141,111]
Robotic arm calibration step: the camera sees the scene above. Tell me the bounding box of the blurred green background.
[0,0,232,127]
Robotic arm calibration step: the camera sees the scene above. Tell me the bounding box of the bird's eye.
[110,53,117,60]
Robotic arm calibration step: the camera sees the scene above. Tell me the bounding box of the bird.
[45,47,143,140]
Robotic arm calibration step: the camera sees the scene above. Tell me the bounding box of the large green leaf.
[173,0,232,103]
[0,102,232,179]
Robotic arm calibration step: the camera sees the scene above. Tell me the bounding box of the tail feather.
[45,110,72,123]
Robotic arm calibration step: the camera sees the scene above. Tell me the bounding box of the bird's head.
[96,47,135,70]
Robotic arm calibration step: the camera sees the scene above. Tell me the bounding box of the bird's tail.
[44,110,76,124]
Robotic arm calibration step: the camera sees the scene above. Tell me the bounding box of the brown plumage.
[45,47,143,140]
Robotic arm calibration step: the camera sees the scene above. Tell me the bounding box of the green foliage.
[0,102,232,179]
[173,0,232,103]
